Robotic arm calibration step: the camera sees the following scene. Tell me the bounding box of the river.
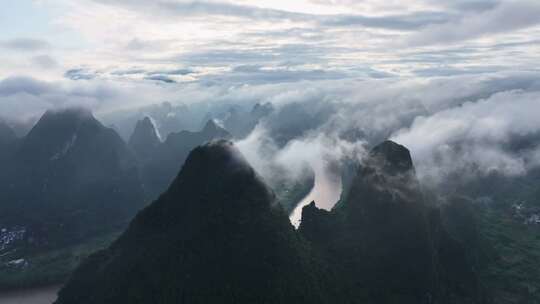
[0,286,60,304]
[289,163,342,228]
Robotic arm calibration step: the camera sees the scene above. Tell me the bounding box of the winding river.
[289,163,343,228]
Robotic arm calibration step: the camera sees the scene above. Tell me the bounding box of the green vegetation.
[0,232,119,291]
[479,207,540,304]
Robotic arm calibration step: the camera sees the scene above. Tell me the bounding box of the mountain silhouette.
[300,140,486,303]
[128,116,161,161]
[55,140,342,304]
[0,121,18,161]
[136,119,232,200]
[0,108,145,245]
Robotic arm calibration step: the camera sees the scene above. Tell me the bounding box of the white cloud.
[392,90,540,186]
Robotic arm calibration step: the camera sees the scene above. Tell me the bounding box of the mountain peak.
[190,139,243,163]
[176,140,260,190]
[128,116,161,158]
[33,107,99,136]
[56,140,339,304]
[20,108,101,161]
[368,140,414,175]
[251,102,273,116]
[202,119,220,133]
[42,107,94,122]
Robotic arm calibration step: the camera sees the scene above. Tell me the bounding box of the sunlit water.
[289,164,342,228]
[0,286,60,304]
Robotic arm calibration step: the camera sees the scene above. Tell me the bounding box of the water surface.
[290,163,342,228]
[0,286,60,304]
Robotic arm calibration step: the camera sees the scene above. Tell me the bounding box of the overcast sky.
[2,0,540,121]
[2,0,540,188]
[2,0,540,87]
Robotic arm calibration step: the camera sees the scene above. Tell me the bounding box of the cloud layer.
[2,0,540,195]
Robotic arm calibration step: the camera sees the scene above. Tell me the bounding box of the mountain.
[0,121,18,161]
[164,119,230,156]
[138,119,232,200]
[299,140,486,303]
[55,140,342,304]
[223,102,274,139]
[128,116,161,161]
[0,108,145,246]
[0,121,16,143]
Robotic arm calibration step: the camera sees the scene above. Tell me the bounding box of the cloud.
[0,76,54,96]
[320,11,453,30]
[93,0,456,31]
[64,68,97,80]
[26,0,535,87]
[4,68,540,199]
[0,76,183,121]
[235,123,366,189]
[406,0,540,46]
[144,75,177,83]
[0,38,50,51]
[392,89,540,186]
[31,55,59,69]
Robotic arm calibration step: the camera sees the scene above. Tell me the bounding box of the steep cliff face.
[300,140,486,304]
[128,116,161,161]
[56,140,342,304]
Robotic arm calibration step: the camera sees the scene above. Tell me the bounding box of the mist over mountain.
[0,109,146,290]
[3,1,540,302]
[53,140,493,304]
[300,141,486,303]
[55,141,343,304]
[0,108,145,245]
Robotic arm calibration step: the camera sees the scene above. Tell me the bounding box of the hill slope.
[56,140,342,304]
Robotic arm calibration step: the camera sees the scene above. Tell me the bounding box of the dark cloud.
[176,48,277,65]
[110,68,194,78]
[320,11,454,30]
[443,0,500,12]
[209,65,348,84]
[147,68,194,76]
[407,1,540,46]
[413,66,503,77]
[110,68,147,76]
[64,68,97,80]
[144,75,176,83]
[95,0,456,31]
[0,38,50,51]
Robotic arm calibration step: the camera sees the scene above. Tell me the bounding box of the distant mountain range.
[130,117,232,200]
[1,106,539,302]
[0,109,234,290]
[0,108,145,246]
